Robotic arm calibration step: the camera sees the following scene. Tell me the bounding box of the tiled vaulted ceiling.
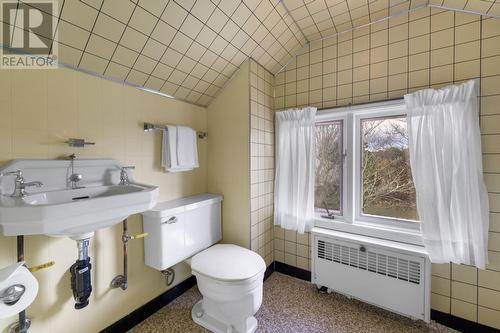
[1,0,498,106]
[2,0,307,106]
[429,0,500,17]
[282,0,428,41]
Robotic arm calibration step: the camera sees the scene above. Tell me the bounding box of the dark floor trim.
[431,310,499,333]
[100,276,197,333]
[264,262,275,281]
[274,261,311,281]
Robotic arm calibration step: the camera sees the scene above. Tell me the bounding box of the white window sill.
[314,216,424,247]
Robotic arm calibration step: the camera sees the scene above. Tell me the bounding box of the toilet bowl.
[142,194,265,333]
[190,244,266,333]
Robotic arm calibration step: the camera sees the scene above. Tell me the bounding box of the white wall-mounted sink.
[0,159,158,240]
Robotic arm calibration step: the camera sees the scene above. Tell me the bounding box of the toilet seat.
[191,244,266,333]
[192,244,266,282]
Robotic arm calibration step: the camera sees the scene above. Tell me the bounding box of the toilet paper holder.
[0,284,25,306]
[2,260,54,333]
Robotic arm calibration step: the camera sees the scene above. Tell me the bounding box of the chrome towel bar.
[143,122,207,139]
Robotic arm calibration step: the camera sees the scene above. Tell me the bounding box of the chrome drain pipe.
[70,238,92,309]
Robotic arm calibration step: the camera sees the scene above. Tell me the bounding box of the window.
[315,100,419,232]
[315,120,343,217]
[360,116,418,221]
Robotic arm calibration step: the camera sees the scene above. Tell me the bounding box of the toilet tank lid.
[191,244,266,282]
[142,193,222,218]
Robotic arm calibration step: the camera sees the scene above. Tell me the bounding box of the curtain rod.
[143,122,208,139]
[317,97,404,112]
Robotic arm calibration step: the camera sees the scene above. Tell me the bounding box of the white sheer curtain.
[405,79,489,269]
[274,107,317,234]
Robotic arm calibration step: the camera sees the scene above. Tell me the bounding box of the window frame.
[315,99,422,244]
[314,118,346,218]
[353,106,419,231]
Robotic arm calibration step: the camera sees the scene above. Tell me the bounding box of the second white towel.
[161,125,199,172]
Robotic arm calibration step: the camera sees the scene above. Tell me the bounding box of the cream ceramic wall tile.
[478,269,500,290]
[487,251,500,271]
[432,264,451,279]
[452,281,477,304]
[431,65,453,84]
[452,264,478,284]
[455,21,481,44]
[490,213,500,232]
[479,306,500,329]
[430,29,453,50]
[478,287,500,310]
[432,276,451,296]
[249,60,274,265]
[482,36,500,58]
[488,232,500,251]
[431,47,453,67]
[451,299,477,322]
[432,293,451,313]
[454,59,480,81]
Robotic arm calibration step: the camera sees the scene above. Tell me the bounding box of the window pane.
[315,121,343,215]
[361,116,418,221]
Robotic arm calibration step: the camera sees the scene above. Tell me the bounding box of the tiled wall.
[273,7,500,329]
[249,59,275,267]
[0,68,207,333]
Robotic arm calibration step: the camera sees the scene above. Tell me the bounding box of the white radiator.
[312,229,430,322]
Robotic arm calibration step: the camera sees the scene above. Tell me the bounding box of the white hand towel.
[161,126,178,171]
[176,126,199,168]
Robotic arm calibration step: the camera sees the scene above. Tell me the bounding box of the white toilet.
[191,244,265,333]
[142,194,266,333]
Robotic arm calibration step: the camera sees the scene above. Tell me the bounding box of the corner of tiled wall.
[271,6,500,329]
[249,59,275,267]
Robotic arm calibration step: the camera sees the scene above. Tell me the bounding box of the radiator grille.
[317,239,421,285]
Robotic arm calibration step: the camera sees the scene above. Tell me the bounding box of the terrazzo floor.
[128,272,457,333]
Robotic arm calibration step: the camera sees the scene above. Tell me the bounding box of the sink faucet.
[1,170,43,197]
[68,153,84,189]
[119,166,135,185]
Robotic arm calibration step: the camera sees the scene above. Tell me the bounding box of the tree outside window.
[315,121,343,216]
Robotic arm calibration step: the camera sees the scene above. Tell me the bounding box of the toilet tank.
[142,193,222,271]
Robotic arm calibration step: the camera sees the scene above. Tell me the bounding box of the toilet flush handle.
[162,216,178,224]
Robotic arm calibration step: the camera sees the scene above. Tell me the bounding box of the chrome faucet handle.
[14,181,43,197]
[12,179,43,198]
[24,181,43,188]
[119,166,135,185]
[1,170,24,197]
[1,170,23,178]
